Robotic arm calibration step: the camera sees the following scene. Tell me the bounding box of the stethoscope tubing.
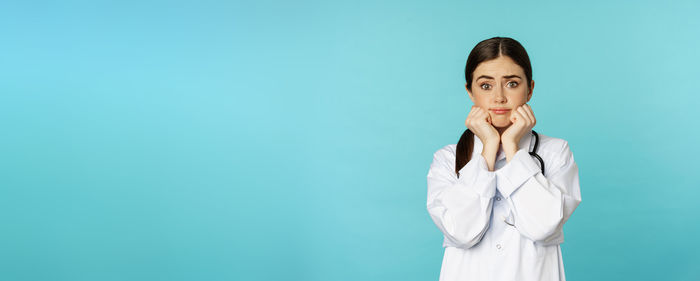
[529,130,545,176]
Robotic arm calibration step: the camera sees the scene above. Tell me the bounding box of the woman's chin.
[489,114,512,128]
[492,121,512,128]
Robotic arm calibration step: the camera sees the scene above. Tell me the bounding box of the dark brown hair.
[455,36,533,178]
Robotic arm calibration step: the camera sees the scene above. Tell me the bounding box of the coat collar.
[473,129,533,162]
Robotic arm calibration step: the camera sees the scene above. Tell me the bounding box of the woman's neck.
[496,126,507,136]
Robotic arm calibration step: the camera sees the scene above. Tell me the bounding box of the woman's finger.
[516,106,532,126]
[475,107,485,120]
[480,108,492,123]
[510,108,524,124]
[466,106,476,126]
[522,104,536,125]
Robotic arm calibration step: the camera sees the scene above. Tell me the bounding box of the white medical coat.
[426,130,581,281]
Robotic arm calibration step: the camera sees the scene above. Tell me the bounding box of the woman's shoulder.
[533,131,576,175]
[534,131,570,154]
[431,143,458,160]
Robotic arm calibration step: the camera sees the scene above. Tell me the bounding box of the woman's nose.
[494,87,506,102]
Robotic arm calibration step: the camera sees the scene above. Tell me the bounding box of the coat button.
[496,244,502,249]
[496,196,501,201]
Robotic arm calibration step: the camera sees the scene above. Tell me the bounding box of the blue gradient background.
[2,0,699,280]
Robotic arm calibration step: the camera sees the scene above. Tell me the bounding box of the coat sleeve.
[426,147,497,249]
[495,141,582,245]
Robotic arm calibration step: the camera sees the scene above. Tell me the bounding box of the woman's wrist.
[481,142,499,171]
[502,141,519,163]
[502,141,518,152]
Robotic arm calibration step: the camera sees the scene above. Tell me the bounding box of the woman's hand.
[465,106,500,146]
[501,104,536,158]
[466,105,500,170]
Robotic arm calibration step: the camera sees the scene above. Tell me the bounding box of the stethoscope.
[467,129,545,175]
[529,130,545,176]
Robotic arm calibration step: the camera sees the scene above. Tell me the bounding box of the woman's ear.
[526,80,534,102]
[465,83,474,101]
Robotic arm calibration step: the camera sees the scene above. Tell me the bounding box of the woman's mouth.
[490,108,511,114]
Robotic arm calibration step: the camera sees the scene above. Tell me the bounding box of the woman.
[426,37,582,281]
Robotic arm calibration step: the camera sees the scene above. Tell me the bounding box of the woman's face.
[466,55,534,128]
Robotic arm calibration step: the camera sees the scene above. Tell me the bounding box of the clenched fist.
[465,106,500,146]
[501,104,536,148]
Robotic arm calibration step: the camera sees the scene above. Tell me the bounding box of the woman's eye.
[480,83,491,90]
[507,81,518,87]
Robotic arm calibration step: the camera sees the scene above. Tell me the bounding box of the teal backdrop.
[2,0,699,280]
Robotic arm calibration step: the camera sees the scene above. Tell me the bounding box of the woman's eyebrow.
[476,75,522,80]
